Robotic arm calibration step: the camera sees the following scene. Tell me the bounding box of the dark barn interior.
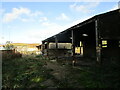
[73,21,96,58]
[42,29,72,57]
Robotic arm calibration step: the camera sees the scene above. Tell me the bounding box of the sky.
[0,1,119,44]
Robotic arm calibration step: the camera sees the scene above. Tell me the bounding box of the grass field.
[2,54,120,88]
[2,55,53,88]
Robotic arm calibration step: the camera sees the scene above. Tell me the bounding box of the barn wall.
[98,10,120,39]
[101,48,120,59]
[98,10,120,60]
[42,43,72,57]
[43,49,72,57]
[101,40,120,59]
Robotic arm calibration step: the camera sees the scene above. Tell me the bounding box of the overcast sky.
[0,1,119,44]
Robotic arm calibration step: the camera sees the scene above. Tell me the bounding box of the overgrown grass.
[2,51,22,60]
[77,59,120,88]
[2,56,52,88]
[36,55,50,61]
[2,55,120,88]
[58,58,120,88]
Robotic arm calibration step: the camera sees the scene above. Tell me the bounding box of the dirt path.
[45,60,66,80]
[40,60,67,88]
[40,59,84,88]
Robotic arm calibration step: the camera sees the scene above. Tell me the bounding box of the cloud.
[3,7,43,23]
[3,7,30,22]
[20,18,31,22]
[8,15,92,44]
[56,13,70,21]
[70,2,100,13]
[41,21,64,35]
[20,21,69,43]
[25,16,91,43]
[39,17,48,22]
[9,21,66,43]
[30,11,43,17]
[0,9,5,14]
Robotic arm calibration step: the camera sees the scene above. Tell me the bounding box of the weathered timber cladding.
[98,10,120,39]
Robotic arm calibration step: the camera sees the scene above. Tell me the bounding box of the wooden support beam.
[54,36,58,49]
[95,20,101,64]
[54,36,58,59]
[71,30,76,66]
[42,41,45,55]
[72,30,75,56]
[46,41,49,56]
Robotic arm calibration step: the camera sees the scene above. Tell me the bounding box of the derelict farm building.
[41,9,120,62]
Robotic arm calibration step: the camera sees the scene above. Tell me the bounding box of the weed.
[2,56,52,89]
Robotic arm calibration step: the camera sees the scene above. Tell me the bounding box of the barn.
[42,9,120,63]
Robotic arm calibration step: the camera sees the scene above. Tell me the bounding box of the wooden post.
[80,41,82,55]
[72,29,76,66]
[54,36,58,59]
[95,20,101,64]
[72,30,75,56]
[42,41,45,55]
[55,36,58,49]
[46,41,49,56]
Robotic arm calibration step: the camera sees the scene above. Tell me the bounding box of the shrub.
[2,50,22,60]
